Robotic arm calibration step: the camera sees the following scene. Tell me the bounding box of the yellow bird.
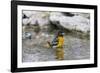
[56,35,64,60]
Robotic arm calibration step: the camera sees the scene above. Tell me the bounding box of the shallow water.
[22,34,90,62]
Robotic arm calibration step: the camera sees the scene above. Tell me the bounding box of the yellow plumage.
[56,36,64,60]
[57,36,64,48]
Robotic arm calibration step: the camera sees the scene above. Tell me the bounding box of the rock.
[22,32,32,39]
[49,12,62,22]
[22,18,29,25]
[23,11,90,33]
[59,15,90,32]
[50,12,90,32]
[23,11,50,27]
[23,11,37,17]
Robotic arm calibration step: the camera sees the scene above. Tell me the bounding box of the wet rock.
[22,11,90,33]
[22,32,32,40]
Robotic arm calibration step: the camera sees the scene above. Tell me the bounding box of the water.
[22,34,90,62]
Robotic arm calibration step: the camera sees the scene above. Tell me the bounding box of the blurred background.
[22,10,90,62]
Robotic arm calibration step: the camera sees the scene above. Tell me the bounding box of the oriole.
[56,36,64,60]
